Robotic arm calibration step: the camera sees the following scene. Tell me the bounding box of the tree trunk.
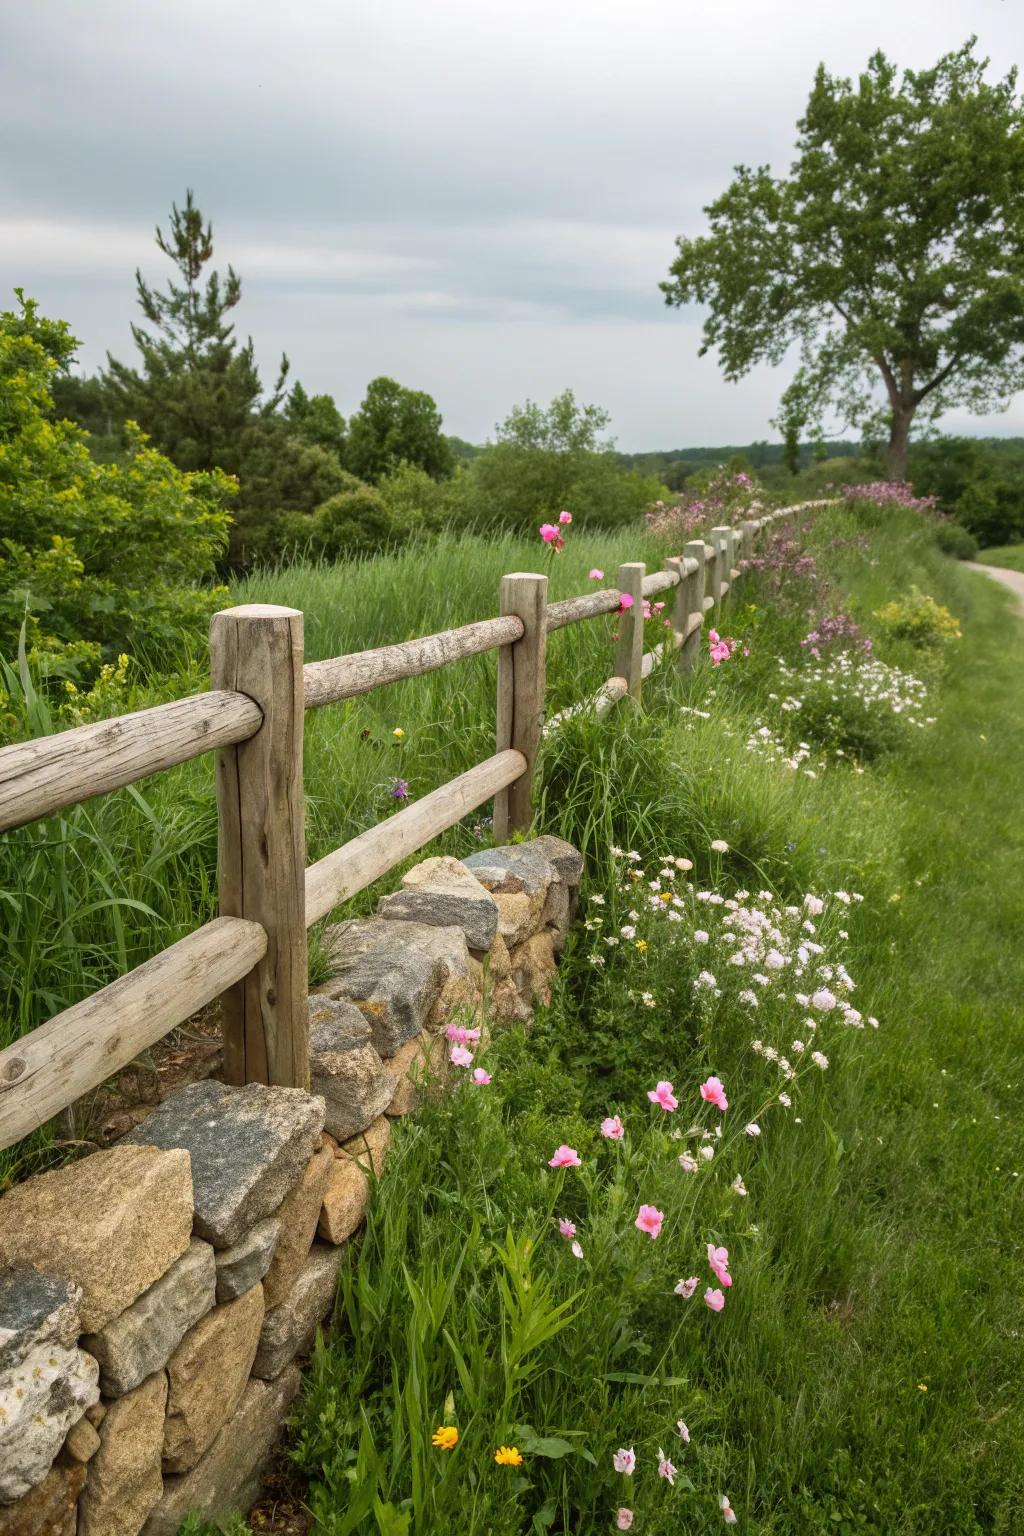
[886,406,914,482]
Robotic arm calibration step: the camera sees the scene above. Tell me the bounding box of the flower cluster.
[446,1021,491,1086]
[841,481,938,516]
[646,471,764,542]
[539,510,573,552]
[873,588,962,647]
[775,653,935,729]
[800,611,871,659]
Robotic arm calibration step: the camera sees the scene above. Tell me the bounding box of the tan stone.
[65,1414,102,1463]
[318,1158,370,1245]
[140,1365,302,1535]
[509,929,557,1008]
[490,975,533,1025]
[262,1144,334,1308]
[0,1147,193,1333]
[0,1461,85,1536]
[78,1370,167,1536]
[162,1285,264,1474]
[85,1403,107,1429]
[339,1115,391,1177]
[383,1031,450,1117]
[481,933,512,980]
[425,967,482,1032]
[491,890,539,947]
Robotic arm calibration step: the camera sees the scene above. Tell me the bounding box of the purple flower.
[390,779,409,800]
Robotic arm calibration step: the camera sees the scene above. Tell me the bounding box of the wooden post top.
[212,604,303,621]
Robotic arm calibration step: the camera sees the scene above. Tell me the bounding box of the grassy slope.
[281,515,1023,1535]
[978,544,1024,572]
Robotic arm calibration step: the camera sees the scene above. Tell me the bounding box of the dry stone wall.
[0,836,581,1534]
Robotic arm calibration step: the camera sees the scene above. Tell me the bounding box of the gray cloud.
[3,0,1021,446]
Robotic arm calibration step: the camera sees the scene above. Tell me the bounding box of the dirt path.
[964,561,1024,617]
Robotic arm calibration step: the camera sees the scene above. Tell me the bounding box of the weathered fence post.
[210,604,309,1090]
[681,539,707,672]
[710,527,729,612]
[614,562,645,701]
[493,573,548,840]
[740,519,758,561]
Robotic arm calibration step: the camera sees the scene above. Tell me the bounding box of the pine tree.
[103,191,288,473]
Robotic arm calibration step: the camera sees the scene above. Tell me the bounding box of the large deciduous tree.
[345,376,454,483]
[661,40,1024,480]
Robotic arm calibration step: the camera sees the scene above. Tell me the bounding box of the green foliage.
[462,390,666,534]
[662,40,1024,478]
[346,377,455,484]
[302,485,405,561]
[0,293,233,684]
[284,381,347,459]
[930,521,978,561]
[873,588,962,647]
[909,435,1024,546]
[228,422,355,564]
[103,190,288,475]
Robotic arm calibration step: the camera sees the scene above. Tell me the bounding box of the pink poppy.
[446,1023,481,1044]
[704,1287,726,1312]
[616,1511,634,1531]
[677,1420,690,1443]
[471,1068,491,1085]
[707,1243,733,1287]
[675,1276,699,1299]
[647,1080,678,1113]
[548,1144,582,1168]
[618,593,635,614]
[700,1076,729,1112]
[558,1218,576,1238]
[601,1115,625,1140]
[658,1449,677,1485]
[613,1448,636,1475]
[558,510,572,525]
[449,1044,474,1068]
[720,1493,738,1524]
[635,1204,664,1239]
[589,568,605,580]
[539,523,559,543]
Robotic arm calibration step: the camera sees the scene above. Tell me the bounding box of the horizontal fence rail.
[0,917,268,1150]
[303,614,524,709]
[0,500,826,1150]
[0,691,263,836]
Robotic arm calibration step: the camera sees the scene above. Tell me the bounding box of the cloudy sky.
[2,1,1020,449]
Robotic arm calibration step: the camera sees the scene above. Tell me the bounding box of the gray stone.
[0,1340,99,1503]
[0,1268,81,1375]
[81,1240,215,1397]
[321,920,473,1056]
[379,856,499,950]
[141,1365,301,1536]
[251,1245,344,1381]
[530,835,584,887]
[541,879,572,951]
[214,1219,280,1303]
[123,1081,325,1249]
[462,843,555,898]
[308,997,398,1140]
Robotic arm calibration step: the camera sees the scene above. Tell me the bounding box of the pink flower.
[470,1067,491,1086]
[700,1076,729,1112]
[558,1218,577,1238]
[446,1023,481,1043]
[647,1080,678,1113]
[558,509,573,526]
[601,1115,625,1140]
[675,1276,699,1299]
[677,1420,690,1443]
[549,1144,582,1168]
[635,1204,664,1239]
[707,1243,733,1287]
[539,523,559,543]
[704,1287,726,1312]
[720,1493,738,1524]
[589,568,605,580]
[571,1240,584,1259]
[618,593,635,614]
[449,1044,474,1068]
[613,1447,636,1475]
[616,1511,634,1531]
[657,1449,677,1485]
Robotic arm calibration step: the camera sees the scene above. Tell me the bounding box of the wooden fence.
[0,507,801,1152]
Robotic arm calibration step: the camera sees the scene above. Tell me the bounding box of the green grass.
[3,505,1023,1533]
[278,508,1024,1535]
[977,544,1024,572]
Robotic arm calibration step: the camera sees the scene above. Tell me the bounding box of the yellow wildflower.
[393,727,405,739]
[635,940,648,953]
[495,1445,523,1466]
[432,1425,458,1450]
